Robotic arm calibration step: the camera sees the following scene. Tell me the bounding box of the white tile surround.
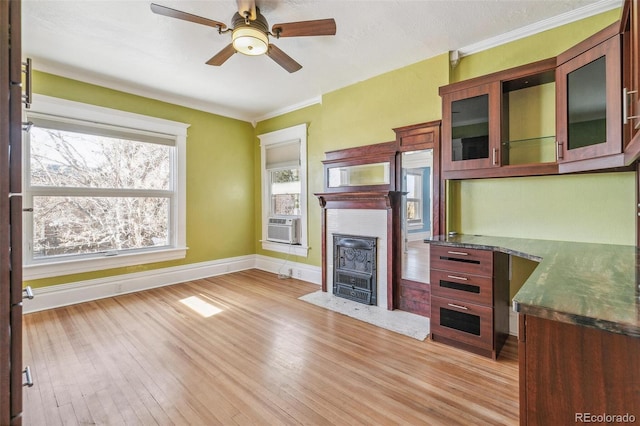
[326,209,388,309]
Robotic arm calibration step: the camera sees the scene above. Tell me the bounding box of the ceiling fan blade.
[206,44,236,66]
[150,3,227,30]
[266,44,302,73]
[271,19,336,37]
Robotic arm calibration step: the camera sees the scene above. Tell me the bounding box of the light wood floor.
[22,269,519,425]
[402,240,430,283]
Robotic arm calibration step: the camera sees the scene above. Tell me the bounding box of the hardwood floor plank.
[23,269,518,425]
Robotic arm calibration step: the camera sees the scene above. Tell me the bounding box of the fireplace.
[315,140,403,310]
[333,234,377,305]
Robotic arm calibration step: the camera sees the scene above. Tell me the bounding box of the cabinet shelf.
[502,135,555,145]
[502,135,557,165]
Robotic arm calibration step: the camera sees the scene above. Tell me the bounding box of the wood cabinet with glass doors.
[556,22,624,173]
[440,59,559,179]
[440,17,640,178]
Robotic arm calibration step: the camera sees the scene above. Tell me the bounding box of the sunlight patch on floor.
[180,296,223,318]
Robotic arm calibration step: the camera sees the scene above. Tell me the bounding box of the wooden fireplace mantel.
[315,120,441,312]
[315,191,401,210]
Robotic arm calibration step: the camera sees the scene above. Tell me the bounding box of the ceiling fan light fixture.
[232,26,268,56]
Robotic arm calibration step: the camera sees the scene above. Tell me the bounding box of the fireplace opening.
[333,234,377,305]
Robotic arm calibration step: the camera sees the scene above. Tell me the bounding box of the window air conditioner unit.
[267,217,300,244]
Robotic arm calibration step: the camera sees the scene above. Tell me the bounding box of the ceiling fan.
[150,0,337,73]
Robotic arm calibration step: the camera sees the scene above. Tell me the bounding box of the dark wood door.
[1,0,24,423]
[0,2,11,420]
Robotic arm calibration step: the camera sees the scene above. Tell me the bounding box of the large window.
[23,95,188,280]
[258,124,308,256]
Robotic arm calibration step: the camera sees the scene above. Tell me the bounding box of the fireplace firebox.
[333,234,377,305]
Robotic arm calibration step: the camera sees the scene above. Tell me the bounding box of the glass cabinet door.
[556,35,621,163]
[451,95,489,162]
[567,56,607,150]
[441,81,500,171]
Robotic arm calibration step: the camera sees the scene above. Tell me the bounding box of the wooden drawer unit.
[430,269,492,305]
[430,245,493,277]
[429,244,509,359]
[431,296,493,350]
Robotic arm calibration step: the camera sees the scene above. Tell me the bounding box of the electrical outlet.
[296,270,302,279]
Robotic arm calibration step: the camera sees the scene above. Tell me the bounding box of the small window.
[270,168,301,216]
[258,124,308,257]
[406,170,423,224]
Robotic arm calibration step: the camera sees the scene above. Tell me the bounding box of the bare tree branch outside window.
[29,127,172,258]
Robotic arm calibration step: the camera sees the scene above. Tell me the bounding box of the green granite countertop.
[426,235,640,337]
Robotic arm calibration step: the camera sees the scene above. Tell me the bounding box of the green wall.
[258,8,632,273]
[446,8,634,246]
[29,7,634,292]
[450,172,634,244]
[27,71,256,288]
[255,54,450,266]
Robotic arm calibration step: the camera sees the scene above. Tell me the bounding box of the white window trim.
[258,123,308,257]
[23,94,190,280]
[406,169,424,229]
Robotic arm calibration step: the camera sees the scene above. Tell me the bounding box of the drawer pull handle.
[447,303,468,310]
[23,366,34,387]
[23,286,34,300]
[447,251,468,256]
[447,275,468,281]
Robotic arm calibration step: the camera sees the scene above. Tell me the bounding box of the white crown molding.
[457,0,623,58]
[35,59,322,125]
[30,0,621,126]
[32,60,256,123]
[261,2,622,121]
[253,96,322,124]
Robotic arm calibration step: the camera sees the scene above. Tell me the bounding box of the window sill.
[23,247,189,281]
[261,241,309,257]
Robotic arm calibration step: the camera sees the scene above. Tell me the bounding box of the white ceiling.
[23,0,622,123]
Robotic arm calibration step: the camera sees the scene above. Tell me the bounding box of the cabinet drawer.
[430,245,493,276]
[430,296,493,350]
[430,269,492,305]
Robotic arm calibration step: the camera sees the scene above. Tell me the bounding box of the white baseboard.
[254,255,322,285]
[407,231,430,242]
[22,253,518,339]
[23,255,253,313]
[23,255,321,314]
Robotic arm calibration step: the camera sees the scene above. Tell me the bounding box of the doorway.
[397,149,433,316]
